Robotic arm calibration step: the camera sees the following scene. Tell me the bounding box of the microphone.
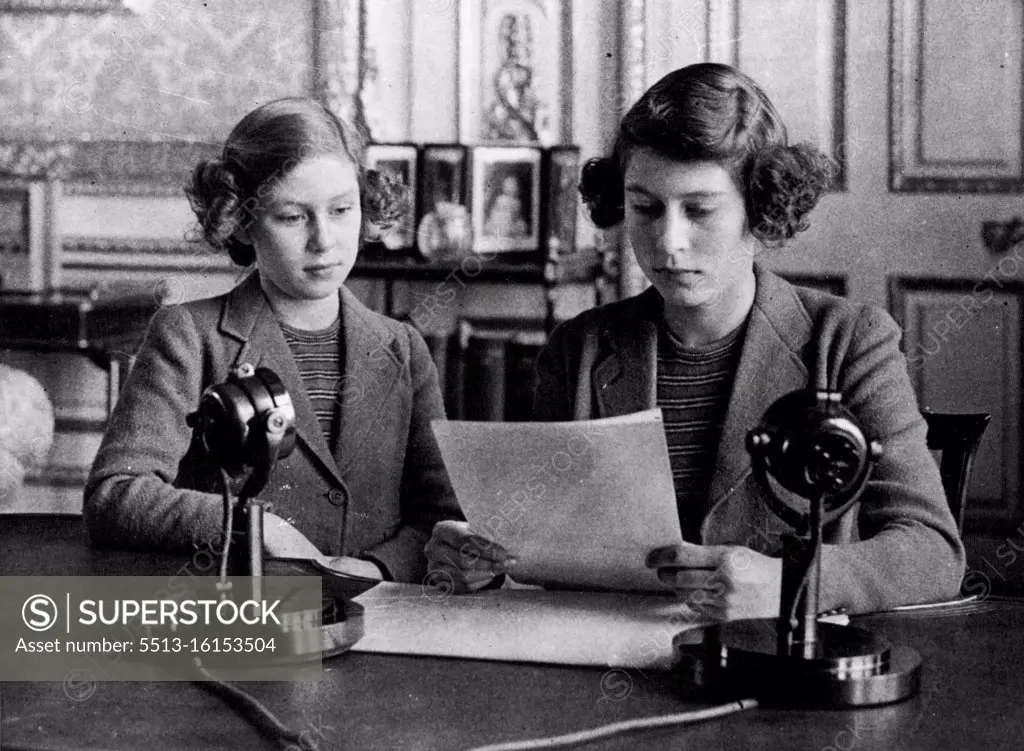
[186,364,296,592]
[678,387,923,708]
[184,364,366,650]
[747,389,881,658]
[186,363,296,499]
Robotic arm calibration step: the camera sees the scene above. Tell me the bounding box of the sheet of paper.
[351,582,706,669]
[431,409,683,592]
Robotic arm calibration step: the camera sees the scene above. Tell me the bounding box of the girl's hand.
[424,520,516,594]
[646,543,782,621]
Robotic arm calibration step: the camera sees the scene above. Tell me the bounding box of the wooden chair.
[921,410,992,535]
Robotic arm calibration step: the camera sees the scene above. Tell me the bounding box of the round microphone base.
[676,620,921,708]
[264,596,365,665]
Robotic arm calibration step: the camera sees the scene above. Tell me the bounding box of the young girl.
[427,63,964,616]
[85,98,461,582]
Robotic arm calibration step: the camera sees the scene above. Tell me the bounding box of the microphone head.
[187,366,296,474]
[747,389,882,521]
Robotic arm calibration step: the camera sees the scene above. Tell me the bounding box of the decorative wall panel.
[725,0,847,188]
[458,0,566,145]
[890,0,1024,192]
[889,277,1023,530]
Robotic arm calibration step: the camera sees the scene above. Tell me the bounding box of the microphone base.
[675,620,921,708]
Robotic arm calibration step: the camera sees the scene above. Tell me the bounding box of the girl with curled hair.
[86,98,460,582]
[427,64,963,618]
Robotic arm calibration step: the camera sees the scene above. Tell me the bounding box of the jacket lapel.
[706,266,813,508]
[592,288,661,417]
[219,271,346,486]
[333,285,401,477]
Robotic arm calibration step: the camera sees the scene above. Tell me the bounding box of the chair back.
[921,410,992,534]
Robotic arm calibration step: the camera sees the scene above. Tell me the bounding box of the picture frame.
[470,146,542,256]
[0,179,60,292]
[417,144,470,261]
[365,144,419,254]
[541,146,580,258]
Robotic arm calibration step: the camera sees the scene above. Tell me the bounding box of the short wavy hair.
[579,63,836,247]
[185,97,408,266]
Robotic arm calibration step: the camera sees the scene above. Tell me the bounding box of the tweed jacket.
[84,272,461,582]
[533,265,965,614]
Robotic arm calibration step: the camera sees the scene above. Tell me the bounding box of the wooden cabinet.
[0,289,158,513]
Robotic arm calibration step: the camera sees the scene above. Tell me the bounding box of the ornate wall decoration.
[0,0,327,195]
[483,13,540,141]
[459,0,564,145]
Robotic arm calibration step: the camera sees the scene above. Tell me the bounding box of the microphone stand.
[777,490,824,660]
[228,405,292,603]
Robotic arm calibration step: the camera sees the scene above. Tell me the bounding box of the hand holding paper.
[425,519,516,593]
[647,542,782,620]
[430,409,684,593]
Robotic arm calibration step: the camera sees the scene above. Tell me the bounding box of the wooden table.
[3,515,1023,750]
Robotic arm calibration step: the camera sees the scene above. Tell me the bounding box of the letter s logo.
[22,594,58,632]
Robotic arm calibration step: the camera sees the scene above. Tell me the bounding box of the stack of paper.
[351,583,706,669]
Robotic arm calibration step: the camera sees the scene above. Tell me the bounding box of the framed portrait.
[417,145,470,261]
[470,146,542,255]
[365,144,419,254]
[541,146,580,258]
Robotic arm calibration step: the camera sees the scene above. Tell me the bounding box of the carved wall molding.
[728,0,848,190]
[705,0,739,65]
[62,236,234,270]
[458,0,564,145]
[616,0,649,301]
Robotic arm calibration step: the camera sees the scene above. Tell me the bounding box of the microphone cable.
[190,469,307,749]
[191,659,313,750]
[464,697,759,751]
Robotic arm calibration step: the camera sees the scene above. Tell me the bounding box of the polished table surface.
[3,515,1023,751]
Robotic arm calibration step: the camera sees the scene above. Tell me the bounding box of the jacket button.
[327,488,347,506]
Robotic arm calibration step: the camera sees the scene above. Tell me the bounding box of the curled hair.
[579,63,836,246]
[746,143,837,247]
[186,159,249,265]
[185,97,409,266]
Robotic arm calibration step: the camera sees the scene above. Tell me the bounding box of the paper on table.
[351,582,707,669]
[431,409,683,592]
